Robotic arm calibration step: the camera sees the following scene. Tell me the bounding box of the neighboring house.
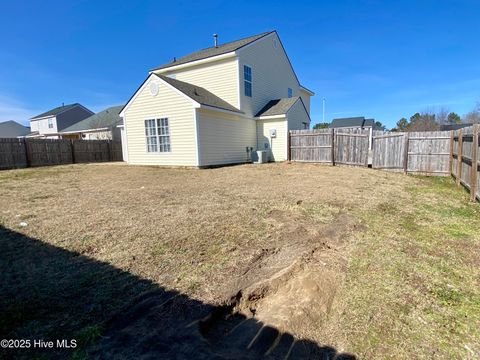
[0,120,30,138]
[329,117,376,149]
[28,103,94,138]
[59,105,124,140]
[120,30,314,166]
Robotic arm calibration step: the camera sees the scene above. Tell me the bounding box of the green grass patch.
[340,176,480,358]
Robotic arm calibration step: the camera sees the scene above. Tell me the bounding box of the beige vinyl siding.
[256,118,287,162]
[287,100,310,131]
[238,33,301,117]
[299,89,311,114]
[123,75,197,166]
[159,58,239,108]
[197,109,256,166]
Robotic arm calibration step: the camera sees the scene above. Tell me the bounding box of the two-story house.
[29,103,94,138]
[120,31,314,167]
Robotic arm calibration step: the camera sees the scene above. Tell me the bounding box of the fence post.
[107,140,112,161]
[448,130,454,177]
[456,129,463,186]
[403,133,409,174]
[70,139,75,164]
[23,138,31,167]
[331,128,335,166]
[287,131,291,161]
[470,125,478,202]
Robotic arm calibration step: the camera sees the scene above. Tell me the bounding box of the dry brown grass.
[0,163,478,359]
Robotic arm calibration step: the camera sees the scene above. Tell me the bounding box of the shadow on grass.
[0,226,356,359]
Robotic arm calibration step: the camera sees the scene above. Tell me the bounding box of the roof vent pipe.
[213,33,218,47]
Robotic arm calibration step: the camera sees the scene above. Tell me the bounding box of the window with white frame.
[145,118,171,153]
[288,88,293,98]
[48,118,53,129]
[244,65,252,97]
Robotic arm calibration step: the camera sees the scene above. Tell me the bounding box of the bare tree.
[435,106,449,125]
[463,101,480,124]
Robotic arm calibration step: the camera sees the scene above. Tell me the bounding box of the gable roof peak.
[151,31,276,71]
[31,103,88,120]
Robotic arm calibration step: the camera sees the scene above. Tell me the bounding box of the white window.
[288,88,293,98]
[145,118,171,153]
[244,65,252,97]
[48,118,53,129]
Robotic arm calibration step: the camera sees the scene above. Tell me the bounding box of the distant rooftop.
[61,105,124,133]
[0,120,30,138]
[329,117,375,129]
[439,123,473,131]
[31,103,86,120]
[151,31,274,71]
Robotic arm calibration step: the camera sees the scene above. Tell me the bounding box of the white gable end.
[237,32,301,118]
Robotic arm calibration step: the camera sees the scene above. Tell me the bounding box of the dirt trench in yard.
[90,211,361,359]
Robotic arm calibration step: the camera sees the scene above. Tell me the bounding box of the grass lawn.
[0,163,478,359]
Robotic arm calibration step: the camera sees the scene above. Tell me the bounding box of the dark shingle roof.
[151,31,274,71]
[439,123,472,131]
[255,97,301,117]
[61,105,124,133]
[31,103,84,120]
[0,120,30,138]
[329,117,375,128]
[155,74,242,113]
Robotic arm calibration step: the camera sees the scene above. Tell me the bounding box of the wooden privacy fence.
[451,125,479,201]
[289,128,369,166]
[372,131,451,175]
[290,126,479,202]
[289,129,333,163]
[0,138,123,170]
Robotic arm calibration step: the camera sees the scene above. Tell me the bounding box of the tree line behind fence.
[0,138,123,170]
[289,125,479,202]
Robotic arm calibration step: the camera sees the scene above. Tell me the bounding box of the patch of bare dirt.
[91,212,361,358]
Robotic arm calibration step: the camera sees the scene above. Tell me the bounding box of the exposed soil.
[90,211,360,358]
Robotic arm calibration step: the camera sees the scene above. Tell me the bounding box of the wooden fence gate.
[289,128,369,167]
[334,129,369,167]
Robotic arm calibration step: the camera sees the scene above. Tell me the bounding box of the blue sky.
[0,0,479,128]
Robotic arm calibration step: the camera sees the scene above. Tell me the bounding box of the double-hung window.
[48,118,54,129]
[145,118,171,153]
[244,65,252,97]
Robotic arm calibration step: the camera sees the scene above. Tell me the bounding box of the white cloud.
[0,94,41,126]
